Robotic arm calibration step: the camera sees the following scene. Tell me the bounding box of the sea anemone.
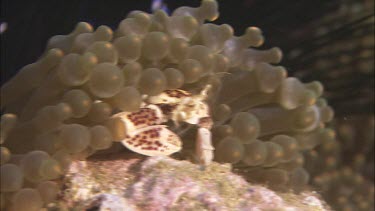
[0,0,371,210]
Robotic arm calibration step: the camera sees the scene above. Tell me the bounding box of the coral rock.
[61,154,330,210]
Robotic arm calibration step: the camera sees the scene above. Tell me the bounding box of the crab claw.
[196,127,214,167]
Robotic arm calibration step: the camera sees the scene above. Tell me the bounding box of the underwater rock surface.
[61,155,329,210]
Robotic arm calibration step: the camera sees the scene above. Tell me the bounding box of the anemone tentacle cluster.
[1,0,337,210]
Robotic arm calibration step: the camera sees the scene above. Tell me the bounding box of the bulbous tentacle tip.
[200,0,219,21]
[269,47,283,64]
[45,48,64,59]
[74,22,94,35]
[94,25,113,41]
[0,113,18,144]
[244,26,264,47]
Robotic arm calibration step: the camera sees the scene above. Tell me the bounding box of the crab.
[113,85,215,166]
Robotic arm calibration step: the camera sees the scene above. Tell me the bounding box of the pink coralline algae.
[62,155,329,210]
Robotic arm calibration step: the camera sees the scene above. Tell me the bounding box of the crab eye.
[179,112,186,119]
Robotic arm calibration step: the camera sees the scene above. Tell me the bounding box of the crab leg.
[196,127,214,167]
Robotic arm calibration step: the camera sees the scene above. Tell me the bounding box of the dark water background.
[0,0,338,83]
[1,1,374,209]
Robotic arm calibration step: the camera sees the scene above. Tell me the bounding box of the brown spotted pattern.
[122,125,181,156]
[126,107,162,128]
[126,127,164,151]
[164,89,191,98]
[166,133,181,147]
